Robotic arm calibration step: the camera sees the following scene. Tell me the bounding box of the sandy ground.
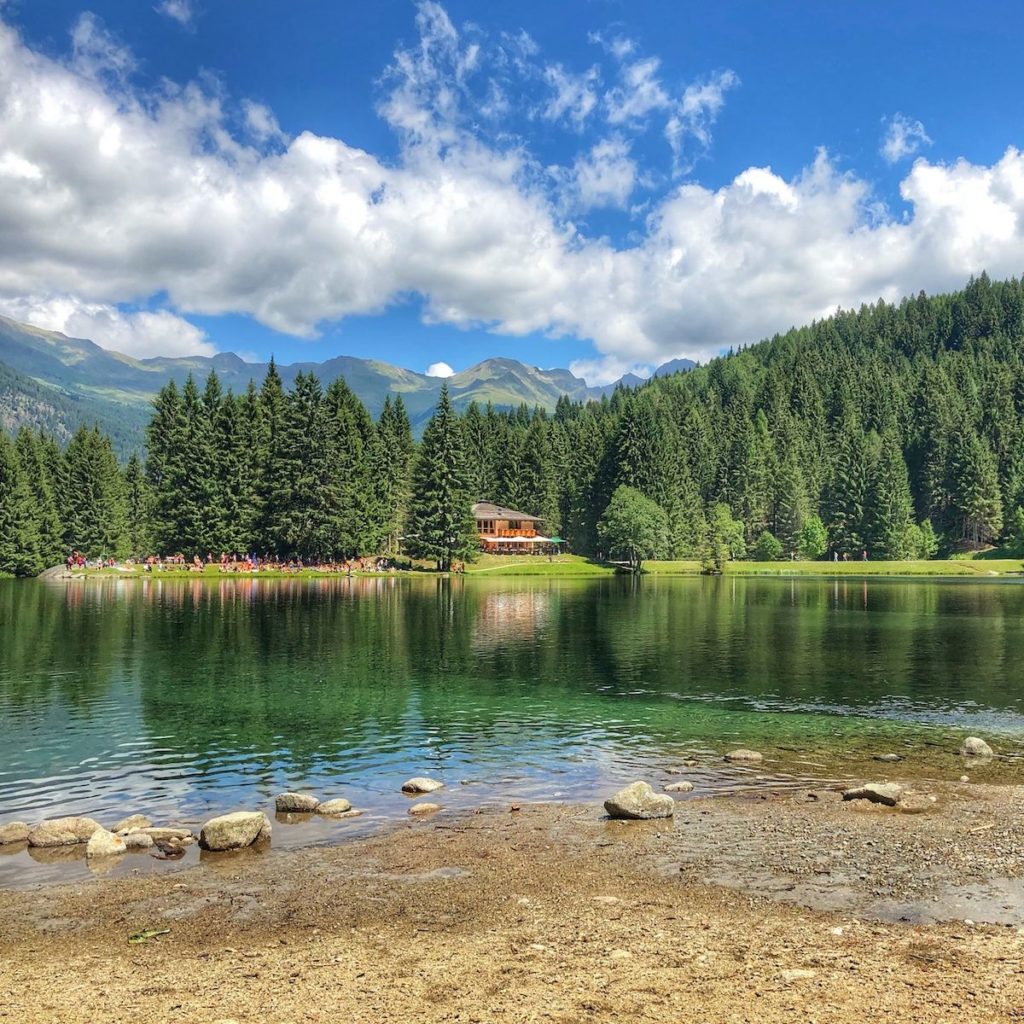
[1,784,1023,1023]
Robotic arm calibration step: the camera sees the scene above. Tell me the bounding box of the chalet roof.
[472,501,543,522]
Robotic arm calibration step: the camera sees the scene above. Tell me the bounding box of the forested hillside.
[3,275,1024,575]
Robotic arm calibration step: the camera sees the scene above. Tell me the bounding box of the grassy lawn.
[645,559,1024,576]
[462,554,614,576]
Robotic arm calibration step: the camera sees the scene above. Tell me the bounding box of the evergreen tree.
[14,428,63,566]
[123,452,152,556]
[406,383,477,571]
[867,431,915,559]
[0,432,43,576]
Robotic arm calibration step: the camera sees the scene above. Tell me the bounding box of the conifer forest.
[4,275,1024,576]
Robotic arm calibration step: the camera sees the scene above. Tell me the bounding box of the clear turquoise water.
[1,574,1022,882]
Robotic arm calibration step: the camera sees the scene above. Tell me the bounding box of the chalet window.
[508,520,520,530]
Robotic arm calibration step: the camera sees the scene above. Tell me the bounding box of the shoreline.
[2,787,1023,1022]
[28,554,1024,581]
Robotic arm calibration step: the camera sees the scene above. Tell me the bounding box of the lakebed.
[1,786,1022,1023]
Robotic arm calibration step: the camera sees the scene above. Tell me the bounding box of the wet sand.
[1,782,1023,1023]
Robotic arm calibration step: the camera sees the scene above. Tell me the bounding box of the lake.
[1,574,1023,883]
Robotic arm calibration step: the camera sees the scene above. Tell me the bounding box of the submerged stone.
[604,781,674,820]
[664,781,695,793]
[408,802,441,816]
[724,749,764,763]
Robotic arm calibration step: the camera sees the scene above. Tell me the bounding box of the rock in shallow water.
[960,736,994,758]
[28,817,103,848]
[842,782,904,807]
[408,803,441,816]
[402,777,444,794]
[873,754,903,763]
[113,814,151,833]
[123,832,154,851]
[664,781,695,793]
[199,812,272,851]
[0,821,30,845]
[316,799,353,816]
[604,782,675,820]
[86,828,127,859]
[275,793,320,813]
[724,749,763,763]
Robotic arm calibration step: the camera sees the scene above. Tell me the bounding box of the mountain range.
[0,313,695,450]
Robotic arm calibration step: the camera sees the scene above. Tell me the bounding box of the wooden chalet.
[472,501,561,554]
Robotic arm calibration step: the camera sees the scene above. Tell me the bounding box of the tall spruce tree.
[0,432,43,576]
[406,383,477,571]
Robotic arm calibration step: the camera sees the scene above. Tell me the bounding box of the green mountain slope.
[0,314,691,449]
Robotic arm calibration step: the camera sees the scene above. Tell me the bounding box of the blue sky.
[0,1,1022,381]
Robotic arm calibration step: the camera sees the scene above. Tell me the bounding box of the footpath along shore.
[1,777,1023,1023]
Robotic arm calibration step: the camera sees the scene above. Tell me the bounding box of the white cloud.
[881,113,932,164]
[425,361,454,377]
[156,0,194,28]
[605,56,669,124]
[0,296,213,358]
[666,70,739,173]
[567,135,637,210]
[541,63,599,129]
[242,99,287,146]
[0,8,1023,387]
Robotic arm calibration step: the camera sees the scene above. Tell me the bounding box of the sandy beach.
[2,781,1022,1023]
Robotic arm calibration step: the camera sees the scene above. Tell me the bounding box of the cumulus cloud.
[0,8,1023,384]
[0,295,214,358]
[156,0,195,28]
[881,113,932,164]
[425,361,454,377]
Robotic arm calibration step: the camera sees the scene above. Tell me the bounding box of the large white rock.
[960,737,994,758]
[402,777,444,794]
[199,812,272,851]
[604,782,675,820]
[86,828,127,859]
[123,832,154,851]
[275,793,320,813]
[27,816,103,848]
[0,821,30,845]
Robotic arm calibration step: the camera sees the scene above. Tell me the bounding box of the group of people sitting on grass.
[139,553,402,574]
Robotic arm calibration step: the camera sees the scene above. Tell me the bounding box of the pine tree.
[0,432,43,576]
[61,427,128,557]
[826,424,871,556]
[145,380,187,553]
[123,453,152,556]
[867,431,915,559]
[14,428,64,566]
[406,383,477,571]
[773,449,808,556]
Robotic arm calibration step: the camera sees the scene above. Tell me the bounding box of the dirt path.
[1,789,1023,1023]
